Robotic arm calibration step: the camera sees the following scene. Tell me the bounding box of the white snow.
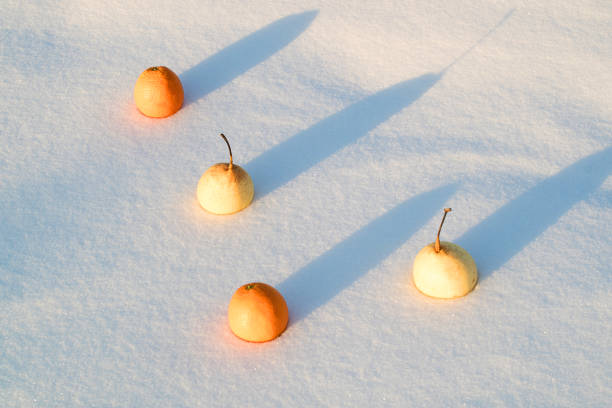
[1,1,611,406]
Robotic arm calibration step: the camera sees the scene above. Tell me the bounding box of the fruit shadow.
[180,10,318,105]
[277,183,457,324]
[456,145,612,280]
[245,72,442,199]
[244,9,516,201]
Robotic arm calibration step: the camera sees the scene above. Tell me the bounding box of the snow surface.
[2,1,611,406]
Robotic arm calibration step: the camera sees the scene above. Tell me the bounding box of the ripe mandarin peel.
[134,66,184,118]
[227,282,289,342]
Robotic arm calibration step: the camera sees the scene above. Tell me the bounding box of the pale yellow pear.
[412,209,478,299]
[197,134,254,215]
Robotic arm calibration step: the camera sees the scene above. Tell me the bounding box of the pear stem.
[435,208,452,253]
[219,133,233,169]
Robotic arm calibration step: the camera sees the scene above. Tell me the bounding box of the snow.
[1,1,611,406]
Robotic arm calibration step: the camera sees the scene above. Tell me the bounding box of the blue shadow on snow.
[456,145,612,280]
[278,184,457,324]
[180,11,318,105]
[246,72,442,198]
[244,8,517,200]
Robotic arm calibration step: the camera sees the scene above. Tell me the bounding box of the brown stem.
[435,208,452,253]
[219,133,233,169]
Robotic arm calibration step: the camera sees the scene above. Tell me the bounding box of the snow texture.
[1,1,611,407]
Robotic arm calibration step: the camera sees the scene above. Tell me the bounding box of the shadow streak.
[278,184,457,323]
[246,73,442,198]
[443,8,515,72]
[456,145,612,279]
[180,11,318,105]
[245,8,517,200]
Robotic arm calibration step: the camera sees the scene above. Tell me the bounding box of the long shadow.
[180,11,318,105]
[278,184,457,323]
[246,72,442,198]
[456,145,612,279]
[245,9,516,200]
